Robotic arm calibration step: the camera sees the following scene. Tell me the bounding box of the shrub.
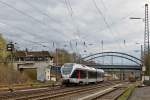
[0,63,29,84]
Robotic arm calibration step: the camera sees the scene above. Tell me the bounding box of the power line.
[0,26,54,50]
[98,0,124,44]
[100,0,107,11]
[0,22,47,40]
[78,5,144,42]
[65,0,73,16]
[92,0,110,32]
[109,6,144,28]
[92,0,122,49]
[0,22,67,49]
[23,0,82,41]
[0,0,71,39]
[64,0,81,39]
[22,0,61,24]
[1,25,36,39]
[67,0,74,16]
[96,0,144,37]
[0,1,91,52]
[0,1,45,25]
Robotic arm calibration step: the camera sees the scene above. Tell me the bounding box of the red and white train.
[61,63,104,85]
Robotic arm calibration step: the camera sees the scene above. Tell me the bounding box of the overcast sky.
[0,0,149,62]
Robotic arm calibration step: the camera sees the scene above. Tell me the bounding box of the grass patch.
[117,84,136,100]
[0,63,29,84]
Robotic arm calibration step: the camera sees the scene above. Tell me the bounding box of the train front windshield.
[62,63,73,75]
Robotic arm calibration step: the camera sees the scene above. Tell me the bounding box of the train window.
[88,71,91,78]
[80,70,86,79]
[71,70,87,79]
[101,73,103,78]
[62,64,73,75]
[88,71,96,78]
[97,72,101,78]
[62,67,73,75]
[71,70,77,78]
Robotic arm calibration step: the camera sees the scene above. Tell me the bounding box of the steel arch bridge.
[81,52,143,70]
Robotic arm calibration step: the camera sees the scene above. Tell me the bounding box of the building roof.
[15,51,53,58]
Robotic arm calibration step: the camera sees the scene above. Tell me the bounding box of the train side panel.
[61,63,104,85]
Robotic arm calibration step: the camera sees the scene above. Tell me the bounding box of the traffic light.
[7,43,14,51]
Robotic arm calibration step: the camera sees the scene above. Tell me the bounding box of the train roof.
[71,63,104,72]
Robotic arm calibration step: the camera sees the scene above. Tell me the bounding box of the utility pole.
[101,40,104,64]
[141,45,143,60]
[144,4,150,76]
[56,48,58,66]
[129,4,150,81]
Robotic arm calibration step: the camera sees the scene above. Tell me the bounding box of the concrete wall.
[13,60,54,81]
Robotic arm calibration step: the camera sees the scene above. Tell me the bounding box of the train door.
[77,70,80,80]
[96,70,97,83]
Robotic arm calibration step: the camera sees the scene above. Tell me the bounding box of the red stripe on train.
[77,70,80,79]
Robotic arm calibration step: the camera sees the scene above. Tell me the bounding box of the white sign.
[142,66,146,71]
[144,76,150,80]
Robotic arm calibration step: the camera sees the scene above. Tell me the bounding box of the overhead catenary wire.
[107,6,144,30]
[99,0,107,11]
[22,0,62,25]
[92,0,123,49]
[65,0,73,16]
[64,0,84,52]
[78,5,144,42]
[98,0,144,36]
[23,0,83,46]
[97,0,126,50]
[0,0,86,52]
[93,0,144,48]
[0,21,53,43]
[67,0,74,16]
[64,0,81,39]
[0,0,143,55]
[0,22,73,51]
[0,1,96,54]
[66,0,94,53]
[0,0,72,40]
[0,1,45,25]
[14,0,102,54]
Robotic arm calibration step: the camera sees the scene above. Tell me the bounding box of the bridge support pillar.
[119,71,125,81]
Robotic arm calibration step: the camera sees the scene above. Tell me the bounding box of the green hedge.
[117,84,136,100]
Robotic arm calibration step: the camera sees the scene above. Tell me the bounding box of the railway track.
[0,85,63,100]
[91,86,126,100]
[17,81,121,100]
[0,81,121,100]
[22,83,110,100]
[0,83,57,92]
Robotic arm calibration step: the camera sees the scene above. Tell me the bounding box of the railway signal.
[7,42,14,51]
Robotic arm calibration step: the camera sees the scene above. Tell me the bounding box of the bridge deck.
[86,64,141,70]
